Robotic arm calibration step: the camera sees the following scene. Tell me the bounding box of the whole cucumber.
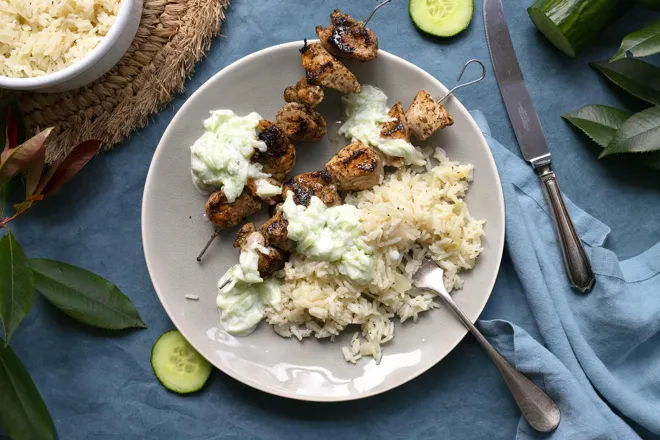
[527,0,631,57]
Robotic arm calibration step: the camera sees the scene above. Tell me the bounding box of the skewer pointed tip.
[197,229,220,262]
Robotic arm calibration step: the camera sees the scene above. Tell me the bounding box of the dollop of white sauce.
[254,179,282,198]
[190,110,269,202]
[216,242,280,336]
[338,85,425,166]
[282,193,373,283]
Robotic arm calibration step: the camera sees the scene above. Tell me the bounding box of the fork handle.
[440,293,561,432]
[537,165,595,292]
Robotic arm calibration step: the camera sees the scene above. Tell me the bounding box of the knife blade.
[483,0,550,168]
[484,0,595,292]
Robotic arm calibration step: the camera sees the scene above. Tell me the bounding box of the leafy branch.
[0,101,146,440]
[563,20,660,166]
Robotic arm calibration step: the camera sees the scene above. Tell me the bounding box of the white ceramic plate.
[142,41,505,401]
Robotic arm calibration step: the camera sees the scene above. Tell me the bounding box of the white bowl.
[142,41,505,401]
[0,0,143,93]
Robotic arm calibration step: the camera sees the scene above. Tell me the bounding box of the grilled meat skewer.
[260,206,295,252]
[232,225,287,278]
[254,120,296,180]
[282,170,341,207]
[405,90,454,141]
[206,190,262,229]
[325,141,384,191]
[284,78,325,108]
[378,101,412,168]
[300,41,360,94]
[315,10,378,61]
[276,103,327,142]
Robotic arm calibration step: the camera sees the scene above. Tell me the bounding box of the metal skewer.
[437,59,487,103]
[363,0,393,28]
[197,229,220,262]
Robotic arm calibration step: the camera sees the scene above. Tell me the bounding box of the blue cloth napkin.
[471,111,660,439]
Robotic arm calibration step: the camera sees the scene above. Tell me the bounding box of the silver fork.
[413,258,561,432]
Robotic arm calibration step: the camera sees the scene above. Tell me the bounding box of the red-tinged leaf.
[40,139,100,197]
[0,128,52,189]
[25,147,45,197]
[34,159,62,196]
[12,201,33,213]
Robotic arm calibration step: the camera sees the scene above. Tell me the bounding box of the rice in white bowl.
[265,148,485,363]
[0,0,120,78]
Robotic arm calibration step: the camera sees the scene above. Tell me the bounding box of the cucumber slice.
[409,0,474,37]
[151,330,212,394]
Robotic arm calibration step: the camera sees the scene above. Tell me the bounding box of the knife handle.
[537,165,595,292]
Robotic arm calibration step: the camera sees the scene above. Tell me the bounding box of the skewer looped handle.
[438,59,487,103]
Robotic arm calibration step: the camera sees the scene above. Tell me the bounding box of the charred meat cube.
[254,120,296,180]
[257,245,288,277]
[380,102,410,142]
[300,41,360,93]
[405,90,454,141]
[284,78,324,108]
[316,10,378,61]
[246,177,282,204]
[282,171,341,207]
[205,190,262,229]
[233,222,256,248]
[325,141,383,191]
[260,206,295,252]
[236,230,288,278]
[276,103,327,142]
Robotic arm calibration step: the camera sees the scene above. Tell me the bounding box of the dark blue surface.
[4,1,660,438]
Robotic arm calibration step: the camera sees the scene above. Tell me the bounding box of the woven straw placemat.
[14,0,230,162]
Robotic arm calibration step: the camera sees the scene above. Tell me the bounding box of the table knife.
[483,0,595,292]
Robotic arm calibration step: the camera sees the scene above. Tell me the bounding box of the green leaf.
[600,106,660,157]
[611,21,660,62]
[0,345,55,440]
[635,0,660,12]
[0,230,35,345]
[562,105,632,148]
[29,259,147,330]
[591,59,660,105]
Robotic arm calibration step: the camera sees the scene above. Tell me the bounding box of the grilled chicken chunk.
[260,206,295,252]
[325,141,383,191]
[405,90,454,141]
[234,229,287,277]
[233,223,256,248]
[300,41,360,93]
[276,103,327,142]
[246,177,282,204]
[378,102,410,168]
[284,78,324,108]
[315,10,378,61]
[255,120,296,180]
[257,245,287,278]
[205,190,262,229]
[282,170,341,207]
[380,102,409,142]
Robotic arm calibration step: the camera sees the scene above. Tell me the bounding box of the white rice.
[0,0,120,78]
[265,148,485,363]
